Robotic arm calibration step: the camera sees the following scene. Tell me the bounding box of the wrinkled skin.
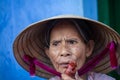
[45,20,94,80]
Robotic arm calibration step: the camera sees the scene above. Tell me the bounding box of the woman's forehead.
[51,20,78,32]
[51,21,78,33]
[50,20,82,41]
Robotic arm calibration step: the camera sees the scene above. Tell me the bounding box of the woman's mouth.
[59,62,69,68]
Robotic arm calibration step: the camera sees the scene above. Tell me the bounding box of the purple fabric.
[23,55,36,76]
[78,41,117,76]
[78,46,109,75]
[23,55,61,77]
[109,41,118,68]
[34,60,61,77]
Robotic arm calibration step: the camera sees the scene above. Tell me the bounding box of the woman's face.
[45,21,94,73]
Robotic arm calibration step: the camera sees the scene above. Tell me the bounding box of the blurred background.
[0,0,120,80]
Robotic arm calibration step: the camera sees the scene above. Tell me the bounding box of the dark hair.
[44,19,94,48]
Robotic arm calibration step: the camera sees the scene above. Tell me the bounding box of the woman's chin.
[56,67,67,73]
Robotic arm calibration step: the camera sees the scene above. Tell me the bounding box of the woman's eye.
[52,43,58,46]
[68,40,77,44]
[52,42,59,46]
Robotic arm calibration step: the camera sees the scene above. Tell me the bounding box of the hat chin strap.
[78,41,117,76]
[23,55,61,77]
[23,41,118,77]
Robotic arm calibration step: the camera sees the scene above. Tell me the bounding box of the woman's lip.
[59,63,69,68]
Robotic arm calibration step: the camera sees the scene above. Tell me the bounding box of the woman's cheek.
[49,48,59,60]
[70,46,81,57]
[71,46,86,69]
[49,49,60,70]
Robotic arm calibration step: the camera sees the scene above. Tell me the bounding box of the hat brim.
[13,15,120,78]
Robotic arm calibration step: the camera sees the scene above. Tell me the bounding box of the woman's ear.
[86,40,94,57]
[45,48,50,57]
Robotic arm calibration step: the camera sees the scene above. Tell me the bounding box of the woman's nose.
[60,44,71,57]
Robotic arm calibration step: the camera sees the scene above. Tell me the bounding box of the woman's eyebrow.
[50,38,79,43]
[65,38,79,41]
[50,40,62,43]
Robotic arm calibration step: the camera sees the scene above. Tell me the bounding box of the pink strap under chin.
[23,55,61,77]
[78,41,118,76]
[23,41,118,77]
[109,41,118,68]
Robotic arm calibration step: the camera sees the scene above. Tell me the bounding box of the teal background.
[98,0,120,79]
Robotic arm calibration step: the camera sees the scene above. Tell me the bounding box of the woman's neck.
[75,72,87,80]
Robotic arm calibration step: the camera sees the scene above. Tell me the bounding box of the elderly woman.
[13,15,120,80]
